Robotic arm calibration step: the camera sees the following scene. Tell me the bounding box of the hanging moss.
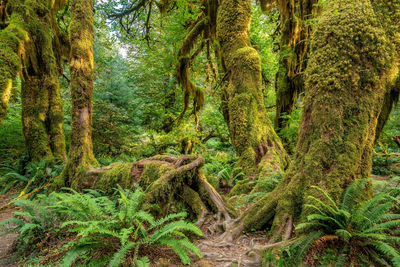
[216,0,287,191]
[274,0,319,131]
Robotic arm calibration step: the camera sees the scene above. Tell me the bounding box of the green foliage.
[1,187,202,266]
[372,151,400,176]
[0,159,63,194]
[277,180,400,266]
[0,93,26,173]
[380,104,400,151]
[0,194,65,259]
[277,108,301,154]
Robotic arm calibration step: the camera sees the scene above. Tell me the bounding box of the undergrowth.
[0,186,203,266]
[264,180,400,266]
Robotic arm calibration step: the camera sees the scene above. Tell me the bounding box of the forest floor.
[0,192,18,267]
[0,159,398,266]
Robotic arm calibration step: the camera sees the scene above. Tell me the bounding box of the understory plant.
[0,159,63,194]
[277,180,400,266]
[1,187,203,266]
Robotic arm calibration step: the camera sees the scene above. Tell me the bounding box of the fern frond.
[109,241,137,267]
[310,186,339,211]
[364,241,400,267]
[151,212,187,229]
[158,238,191,265]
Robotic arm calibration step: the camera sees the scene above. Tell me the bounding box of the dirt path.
[189,217,268,267]
[0,194,18,267]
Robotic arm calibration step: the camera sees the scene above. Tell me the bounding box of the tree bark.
[55,0,98,189]
[220,0,398,241]
[216,0,288,192]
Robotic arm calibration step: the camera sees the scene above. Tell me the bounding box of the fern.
[284,179,400,266]
[1,187,203,266]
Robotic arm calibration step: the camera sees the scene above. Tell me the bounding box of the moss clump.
[94,163,135,193]
[139,162,172,189]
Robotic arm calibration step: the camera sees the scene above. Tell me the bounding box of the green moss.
[58,0,98,189]
[94,163,135,193]
[181,185,206,221]
[139,162,172,189]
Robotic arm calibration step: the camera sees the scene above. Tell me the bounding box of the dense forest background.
[0,0,400,266]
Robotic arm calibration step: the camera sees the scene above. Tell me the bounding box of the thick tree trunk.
[0,2,26,125]
[216,0,287,192]
[274,0,318,131]
[1,0,66,160]
[372,0,400,142]
[55,0,98,189]
[220,0,397,241]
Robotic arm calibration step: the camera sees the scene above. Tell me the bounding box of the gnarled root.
[83,154,236,223]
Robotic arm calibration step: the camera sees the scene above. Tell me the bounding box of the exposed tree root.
[83,154,235,221]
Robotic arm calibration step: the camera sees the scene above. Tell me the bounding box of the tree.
[219,0,398,242]
[373,0,400,142]
[216,0,287,192]
[55,0,99,189]
[0,0,67,161]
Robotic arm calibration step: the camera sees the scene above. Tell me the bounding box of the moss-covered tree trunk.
[1,0,66,161]
[372,1,400,142]
[216,0,287,192]
[274,0,318,131]
[56,0,98,189]
[21,0,66,161]
[0,0,27,125]
[220,0,398,241]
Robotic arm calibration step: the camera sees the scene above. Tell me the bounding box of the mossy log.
[216,0,288,194]
[80,155,235,223]
[218,0,399,243]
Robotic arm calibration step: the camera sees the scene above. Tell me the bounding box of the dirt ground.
[0,193,18,267]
